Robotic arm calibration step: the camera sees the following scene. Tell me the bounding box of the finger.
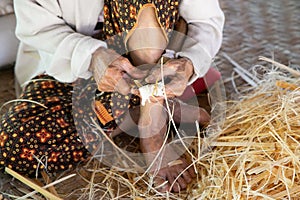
[176,176,187,191]
[95,65,120,86]
[97,76,117,91]
[166,173,178,192]
[153,175,169,192]
[123,74,137,88]
[164,57,193,74]
[164,76,188,97]
[97,75,119,91]
[93,47,121,67]
[114,57,147,79]
[181,170,192,184]
[129,67,149,79]
[97,82,114,92]
[115,78,131,95]
[168,173,181,192]
[188,165,197,178]
[145,65,177,84]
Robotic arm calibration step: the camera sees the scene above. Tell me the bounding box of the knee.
[129,48,164,66]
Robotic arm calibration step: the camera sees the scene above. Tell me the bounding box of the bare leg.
[171,99,211,125]
[120,5,200,192]
[127,6,167,66]
[138,99,196,192]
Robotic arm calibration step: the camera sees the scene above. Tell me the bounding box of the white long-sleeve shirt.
[14,0,224,87]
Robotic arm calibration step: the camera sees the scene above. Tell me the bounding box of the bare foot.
[144,145,196,192]
[139,100,196,192]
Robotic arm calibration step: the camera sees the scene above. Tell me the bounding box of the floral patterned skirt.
[0,74,141,176]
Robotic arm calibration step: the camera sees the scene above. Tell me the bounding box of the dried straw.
[55,66,300,199]
[5,168,62,200]
[188,71,300,199]
[4,62,300,200]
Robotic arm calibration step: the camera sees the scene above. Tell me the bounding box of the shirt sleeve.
[177,0,225,83]
[14,0,107,83]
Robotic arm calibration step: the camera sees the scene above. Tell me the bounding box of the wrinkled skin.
[90,8,207,191]
[91,48,208,192]
[90,47,147,95]
[138,99,197,192]
[91,50,208,192]
[145,57,194,97]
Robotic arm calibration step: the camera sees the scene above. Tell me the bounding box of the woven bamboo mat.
[217,0,300,95]
[0,0,300,112]
[0,67,15,116]
[1,0,299,113]
[1,0,300,197]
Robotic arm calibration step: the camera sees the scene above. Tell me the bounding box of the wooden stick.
[18,173,76,200]
[259,56,300,77]
[5,167,62,200]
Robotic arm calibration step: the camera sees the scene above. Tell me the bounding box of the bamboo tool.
[17,174,76,199]
[5,167,63,200]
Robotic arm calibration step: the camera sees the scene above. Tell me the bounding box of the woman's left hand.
[145,57,194,97]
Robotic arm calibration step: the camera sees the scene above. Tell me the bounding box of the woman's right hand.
[90,47,147,95]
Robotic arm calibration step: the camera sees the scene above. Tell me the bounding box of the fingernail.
[145,76,153,83]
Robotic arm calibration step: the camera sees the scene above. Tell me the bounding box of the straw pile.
[51,66,299,199]
[189,73,300,199]
[3,64,300,200]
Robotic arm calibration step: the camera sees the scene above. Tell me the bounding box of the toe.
[171,182,181,192]
[167,173,180,192]
[177,176,187,190]
[153,175,169,192]
[182,170,192,183]
[188,166,197,178]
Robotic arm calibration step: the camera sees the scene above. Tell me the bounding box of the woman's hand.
[90,47,147,95]
[145,57,194,97]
